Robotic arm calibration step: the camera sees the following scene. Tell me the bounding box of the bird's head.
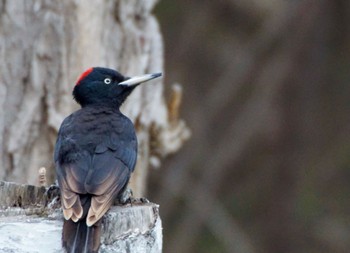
[73,67,161,108]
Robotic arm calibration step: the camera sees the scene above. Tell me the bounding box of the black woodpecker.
[54,67,161,253]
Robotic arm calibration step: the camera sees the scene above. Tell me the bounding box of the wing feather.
[59,173,84,221]
[85,150,131,226]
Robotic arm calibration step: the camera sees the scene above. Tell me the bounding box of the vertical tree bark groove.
[0,0,189,197]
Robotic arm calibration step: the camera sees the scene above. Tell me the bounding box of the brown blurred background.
[149,1,350,253]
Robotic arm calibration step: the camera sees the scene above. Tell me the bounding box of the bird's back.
[55,106,137,252]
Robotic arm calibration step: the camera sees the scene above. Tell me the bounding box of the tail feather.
[62,219,101,253]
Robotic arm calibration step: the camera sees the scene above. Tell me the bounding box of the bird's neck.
[82,102,121,113]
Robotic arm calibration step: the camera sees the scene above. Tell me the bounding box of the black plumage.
[54,67,161,253]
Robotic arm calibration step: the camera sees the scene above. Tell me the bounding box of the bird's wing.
[55,115,91,222]
[85,148,131,226]
[56,152,91,222]
[56,144,136,226]
[83,129,137,225]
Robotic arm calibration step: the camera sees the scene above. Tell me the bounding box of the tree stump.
[0,181,162,253]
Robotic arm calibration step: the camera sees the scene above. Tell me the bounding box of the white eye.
[104,78,112,84]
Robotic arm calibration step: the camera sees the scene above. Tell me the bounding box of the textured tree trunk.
[0,0,189,197]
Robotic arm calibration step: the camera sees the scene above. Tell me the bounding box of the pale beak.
[119,73,162,86]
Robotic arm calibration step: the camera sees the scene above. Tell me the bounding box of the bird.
[54,67,161,253]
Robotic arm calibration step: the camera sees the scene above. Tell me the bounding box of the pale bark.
[0,0,189,196]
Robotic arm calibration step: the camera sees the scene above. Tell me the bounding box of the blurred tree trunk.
[0,0,189,197]
[153,1,350,253]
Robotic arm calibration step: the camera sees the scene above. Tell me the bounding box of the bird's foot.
[45,183,61,208]
[138,197,150,203]
[117,188,135,205]
[116,189,151,206]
